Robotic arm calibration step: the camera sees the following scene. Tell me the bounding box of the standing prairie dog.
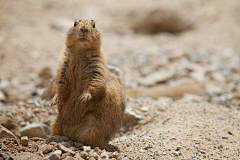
[51,19,125,149]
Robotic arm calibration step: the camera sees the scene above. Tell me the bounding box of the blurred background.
[0,0,239,106]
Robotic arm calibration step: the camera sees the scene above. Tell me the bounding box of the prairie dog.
[51,19,125,149]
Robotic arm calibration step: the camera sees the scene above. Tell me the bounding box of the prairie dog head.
[66,19,101,51]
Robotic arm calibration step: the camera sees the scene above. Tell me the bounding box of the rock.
[74,153,84,160]
[61,153,71,159]
[175,146,182,151]
[57,144,75,155]
[89,152,98,159]
[198,150,206,154]
[139,148,145,153]
[41,78,54,100]
[39,144,54,154]
[143,144,152,150]
[15,152,43,160]
[218,145,223,149]
[124,108,142,124]
[0,90,6,102]
[167,49,187,59]
[93,147,99,153]
[212,72,225,82]
[1,143,7,151]
[48,154,60,160]
[100,151,109,159]
[20,123,50,138]
[0,125,18,139]
[80,151,88,158]
[222,136,228,139]
[190,152,196,158]
[172,151,181,156]
[109,152,119,158]
[138,71,174,86]
[89,157,95,160]
[20,136,28,146]
[5,156,14,160]
[140,106,149,112]
[53,150,62,156]
[107,65,124,87]
[63,156,74,160]
[83,146,91,152]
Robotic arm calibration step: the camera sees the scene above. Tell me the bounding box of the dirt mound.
[131,8,192,34]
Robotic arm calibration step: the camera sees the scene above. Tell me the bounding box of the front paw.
[51,94,61,106]
[77,92,92,102]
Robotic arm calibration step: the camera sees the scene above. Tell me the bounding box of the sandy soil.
[0,0,240,159]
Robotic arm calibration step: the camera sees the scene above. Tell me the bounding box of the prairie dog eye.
[93,24,95,28]
[74,22,77,27]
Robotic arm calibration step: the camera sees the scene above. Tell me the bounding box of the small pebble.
[53,150,62,156]
[110,151,119,158]
[227,131,233,135]
[143,144,152,150]
[39,144,54,154]
[49,154,60,160]
[20,136,29,146]
[89,157,96,160]
[170,137,176,140]
[81,151,88,159]
[191,152,196,158]
[194,145,198,149]
[1,143,7,151]
[175,146,182,151]
[218,145,223,149]
[222,136,228,139]
[172,151,181,156]
[83,146,91,152]
[94,147,99,153]
[57,144,75,155]
[5,156,14,160]
[89,152,98,159]
[198,150,206,154]
[100,151,109,159]
[139,148,145,153]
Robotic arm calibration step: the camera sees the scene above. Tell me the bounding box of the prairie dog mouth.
[78,37,89,41]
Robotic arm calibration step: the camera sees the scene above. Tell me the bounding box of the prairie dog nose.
[80,26,88,33]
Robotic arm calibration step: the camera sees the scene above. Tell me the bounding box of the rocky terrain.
[0,0,240,159]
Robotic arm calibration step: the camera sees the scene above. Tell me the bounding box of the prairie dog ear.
[91,20,96,28]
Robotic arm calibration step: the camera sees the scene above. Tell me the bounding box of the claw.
[51,94,61,106]
[77,91,92,102]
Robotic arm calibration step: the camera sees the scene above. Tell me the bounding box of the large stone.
[138,71,174,86]
[15,152,43,160]
[20,123,50,138]
[107,65,124,87]
[124,108,142,124]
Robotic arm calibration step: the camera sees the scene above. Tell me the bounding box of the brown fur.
[51,19,125,149]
